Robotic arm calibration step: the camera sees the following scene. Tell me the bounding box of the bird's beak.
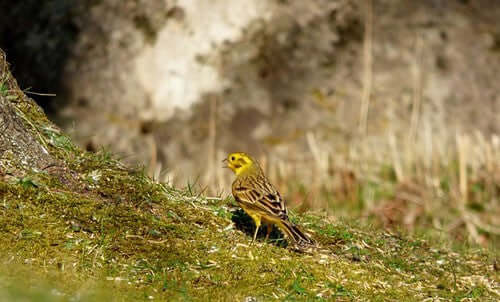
[222,158,229,169]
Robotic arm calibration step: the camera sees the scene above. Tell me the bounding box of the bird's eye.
[231,156,235,161]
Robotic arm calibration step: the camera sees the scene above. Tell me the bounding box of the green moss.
[3,161,497,301]
[0,66,498,299]
[0,82,7,96]
[3,44,497,300]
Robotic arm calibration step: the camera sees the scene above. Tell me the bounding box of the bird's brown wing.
[233,174,316,247]
[232,175,288,220]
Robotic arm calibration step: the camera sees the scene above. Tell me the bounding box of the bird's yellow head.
[225,152,256,176]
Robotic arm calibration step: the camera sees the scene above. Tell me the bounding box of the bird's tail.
[277,220,316,247]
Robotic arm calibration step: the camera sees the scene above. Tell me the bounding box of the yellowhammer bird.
[224,152,315,247]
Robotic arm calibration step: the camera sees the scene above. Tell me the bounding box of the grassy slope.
[0,52,498,301]
[0,147,498,301]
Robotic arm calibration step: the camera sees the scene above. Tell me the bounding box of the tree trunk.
[0,49,59,178]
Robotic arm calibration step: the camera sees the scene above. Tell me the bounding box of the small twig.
[125,235,144,239]
[147,239,168,244]
[124,235,169,245]
[205,196,223,201]
[24,91,57,97]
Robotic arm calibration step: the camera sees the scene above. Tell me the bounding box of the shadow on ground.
[230,208,288,248]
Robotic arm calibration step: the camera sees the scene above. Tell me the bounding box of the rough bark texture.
[0,50,58,177]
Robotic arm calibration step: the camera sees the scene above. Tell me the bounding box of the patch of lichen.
[0,150,498,301]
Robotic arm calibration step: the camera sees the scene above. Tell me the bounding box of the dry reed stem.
[409,34,423,144]
[306,132,324,176]
[423,120,433,182]
[147,135,157,179]
[215,149,226,194]
[456,133,468,201]
[359,0,373,135]
[456,133,482,243]
[205,96,217,193]
[151,119,499,244]
[389,133,404,182]
[153,162,162,184]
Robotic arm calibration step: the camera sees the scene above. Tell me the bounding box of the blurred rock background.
[1,0,499,246]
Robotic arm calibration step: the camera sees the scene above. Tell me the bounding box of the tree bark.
[0,49,58,177]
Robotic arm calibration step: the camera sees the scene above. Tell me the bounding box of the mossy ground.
[0,50,498,301]
[0,147,498,301]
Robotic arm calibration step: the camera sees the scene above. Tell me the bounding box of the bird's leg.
[264,224,272,242]
[251,216,261,244]
[252,225,260,244]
